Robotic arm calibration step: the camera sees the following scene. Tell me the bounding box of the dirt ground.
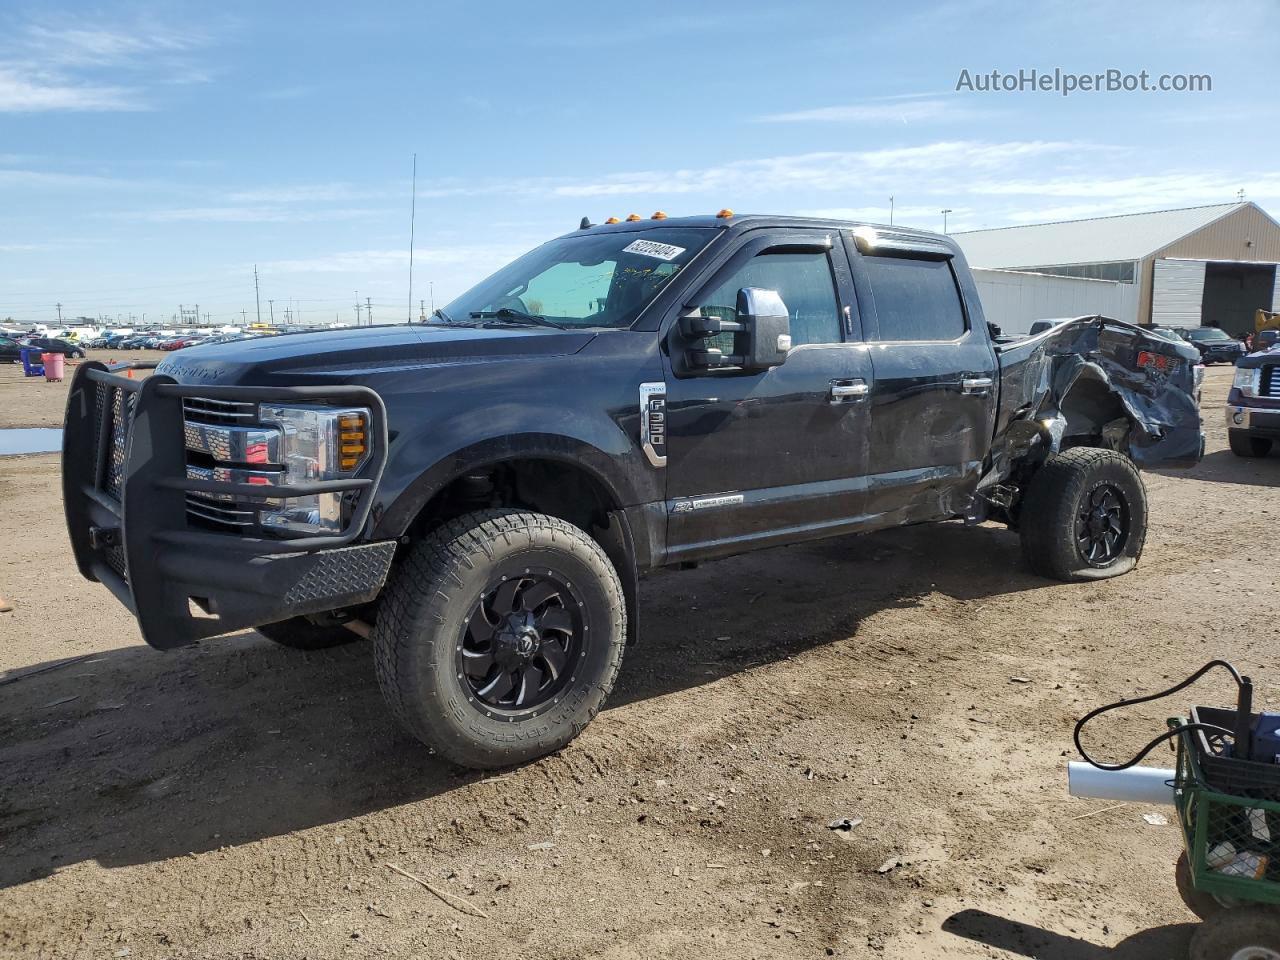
[0,361,1270,960]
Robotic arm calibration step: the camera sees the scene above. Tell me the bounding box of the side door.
[662,230,875,561]
[845,234,998,525]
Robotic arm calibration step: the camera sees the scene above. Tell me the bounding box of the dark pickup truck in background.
[62,213,1203,768]
[1227,349,1280,456]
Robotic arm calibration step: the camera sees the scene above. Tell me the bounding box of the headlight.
[1233,367,1260,397]
[257,404,371,535]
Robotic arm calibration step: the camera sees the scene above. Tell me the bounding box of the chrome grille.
[182,397,256,424]
[1261,366,1280,398]
[185,496,256,529]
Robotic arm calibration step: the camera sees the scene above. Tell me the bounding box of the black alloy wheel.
[459,570,582,713]
[1074,482,1129,566]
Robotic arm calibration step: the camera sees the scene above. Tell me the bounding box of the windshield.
[439,228,716,330]
[1185,328,1231,341]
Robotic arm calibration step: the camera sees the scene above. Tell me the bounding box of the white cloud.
[126,206,381,224]
[261,244,529,275]
[0,66,143,112]
[754,97,988,125]
[416,140,1088,201]
[22,23,199,68]
[798,205,963,228]
[0,17,211,112]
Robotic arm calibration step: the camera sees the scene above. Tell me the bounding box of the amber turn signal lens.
[716,208,734,218]
[337,412,367,471]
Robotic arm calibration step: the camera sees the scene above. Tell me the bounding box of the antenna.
[408,153,417,323]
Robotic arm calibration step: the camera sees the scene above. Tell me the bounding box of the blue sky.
[2,0,1277,327]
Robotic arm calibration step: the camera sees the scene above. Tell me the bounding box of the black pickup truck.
[62,213,1202,768]
[1226,348,1280,456]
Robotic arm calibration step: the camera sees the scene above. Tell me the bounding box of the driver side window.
[697,250,842,353]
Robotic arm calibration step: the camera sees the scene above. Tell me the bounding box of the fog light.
[1233,411,1245,425]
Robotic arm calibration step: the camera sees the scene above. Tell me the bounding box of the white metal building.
[954,202,1280,335]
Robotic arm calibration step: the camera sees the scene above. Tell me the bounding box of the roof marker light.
[605,217,620,224]
[626,213,642,222]
[651,211,667,220]
[716,208,734,218]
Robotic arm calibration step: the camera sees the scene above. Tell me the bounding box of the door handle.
[961,377,993,395]
[830,379,869,403]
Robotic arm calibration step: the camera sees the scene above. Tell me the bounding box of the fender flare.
[371,432,643,541]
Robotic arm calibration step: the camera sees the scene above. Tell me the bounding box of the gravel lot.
[0,361,1270,959]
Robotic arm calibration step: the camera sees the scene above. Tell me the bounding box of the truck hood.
[154,323,595,385]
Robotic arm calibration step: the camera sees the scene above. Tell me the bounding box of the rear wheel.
[1019,447,1147,581]
[257,616,361,650]
[1189,906,1280,960]
[1229,431,1272,458]
[1175,852,1224,920]
[373,509,626,769]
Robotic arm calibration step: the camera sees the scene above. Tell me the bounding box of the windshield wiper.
[468,308,566,330]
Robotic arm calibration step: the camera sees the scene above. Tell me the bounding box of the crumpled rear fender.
[986,316,1202,491]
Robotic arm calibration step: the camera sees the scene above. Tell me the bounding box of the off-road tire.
[257,616,362,650]
[1019,447,1147,581]
[373,509,626,770]
[1175,852,1224,920]
[1189,905,1280,960]
[1229,431,1272,458]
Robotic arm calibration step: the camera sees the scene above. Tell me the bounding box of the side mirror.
[737,288,792,370]
[681,287,792,372]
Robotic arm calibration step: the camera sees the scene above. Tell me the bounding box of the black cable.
[1074,659,1246,771]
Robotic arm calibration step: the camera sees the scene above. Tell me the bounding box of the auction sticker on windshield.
[623,239,686,261]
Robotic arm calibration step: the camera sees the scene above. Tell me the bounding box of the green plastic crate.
[1171,716,1280,907]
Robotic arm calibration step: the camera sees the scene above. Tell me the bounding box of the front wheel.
[1229,431,1272,458]
[373,509,626,769]
[1019,447,1148,581]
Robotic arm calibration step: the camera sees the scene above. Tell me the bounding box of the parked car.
[1179,326,1246,364]
[23,336,86,358]
[63,212,1204,770]
[0,336,27,362]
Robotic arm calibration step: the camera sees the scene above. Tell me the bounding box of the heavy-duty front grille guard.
[63,361,390,646]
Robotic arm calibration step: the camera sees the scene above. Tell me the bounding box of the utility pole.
[420,299,426,322]
[408,152,417,323]
[254,265,262,326]
[268,299,275,324]
[56,302,63,322]
[429,281,434,314]
[941,208,953,233]
[366,296,373,326]
[194,304,200,328]
[889,196,895,226]
[354,291,362,326]
[241,309,248,324]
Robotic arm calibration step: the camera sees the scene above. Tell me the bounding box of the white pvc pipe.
[1067,762,1177,806]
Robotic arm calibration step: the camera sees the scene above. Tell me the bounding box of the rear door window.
[863,256,966,342]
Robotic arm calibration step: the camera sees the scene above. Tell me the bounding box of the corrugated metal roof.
[952,203,1247,268]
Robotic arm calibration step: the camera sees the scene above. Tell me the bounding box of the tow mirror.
[681,287,792,372]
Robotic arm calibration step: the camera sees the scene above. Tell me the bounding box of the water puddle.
[0,428,63,455]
